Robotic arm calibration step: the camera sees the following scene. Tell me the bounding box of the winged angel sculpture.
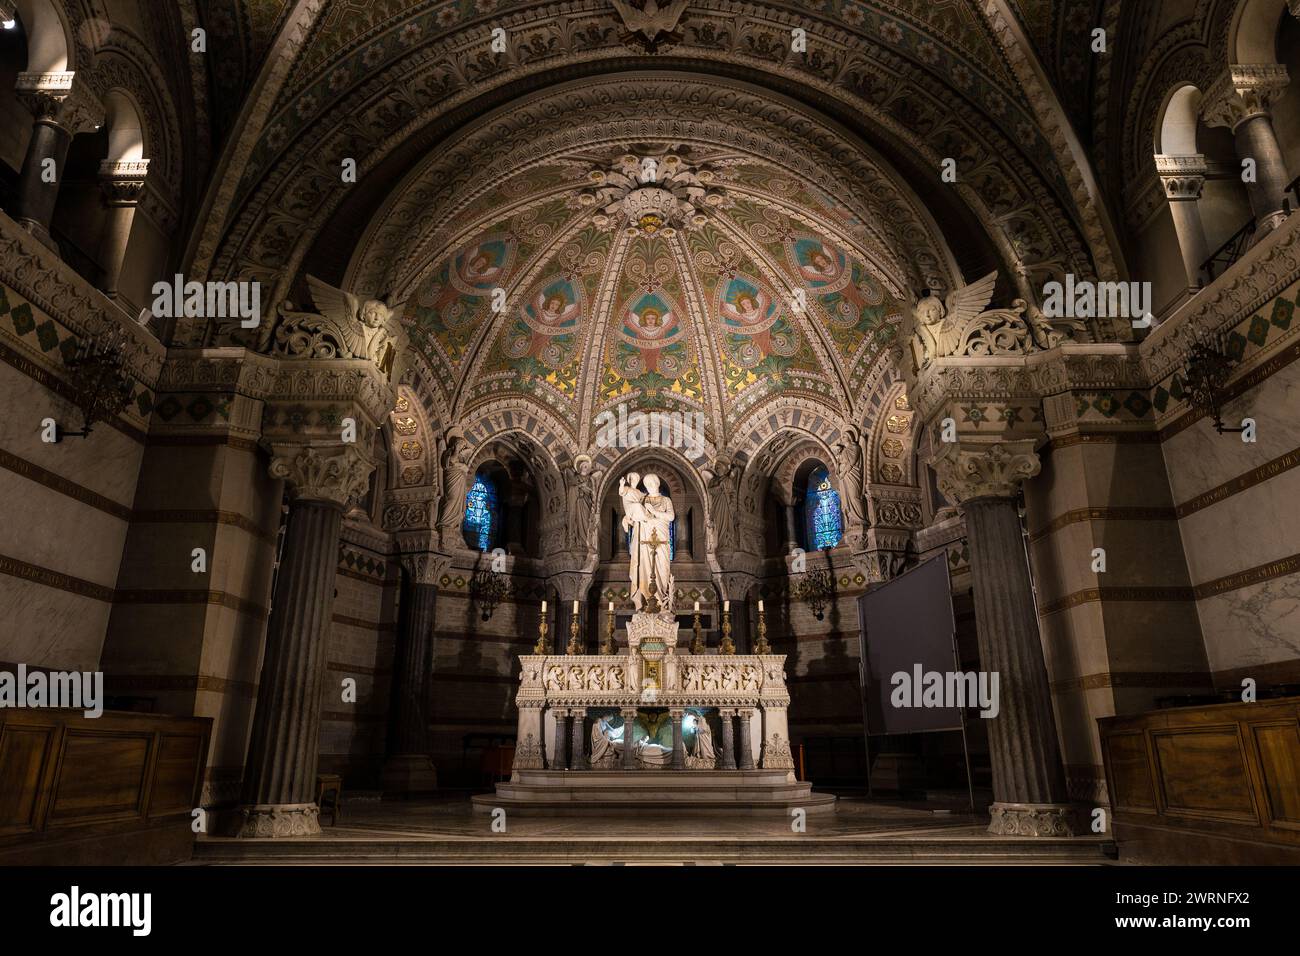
[611,0,688,50]
[274,276,407,382]
[909,271,1062,372]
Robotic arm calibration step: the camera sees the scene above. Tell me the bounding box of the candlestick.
[719,604,735,655]
[534,603,550,655]
[567,600,582,655]
[754,600,771,655]
[601,602,615,655]
[691,603,704,655]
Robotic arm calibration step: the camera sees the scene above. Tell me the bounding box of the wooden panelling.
[0,709,211,865]
[1100,696,1300,864]
[1103,732,1155,812]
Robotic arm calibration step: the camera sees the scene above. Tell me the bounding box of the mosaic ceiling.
[398,146,912,447]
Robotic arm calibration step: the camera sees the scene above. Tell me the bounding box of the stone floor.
[194,794,1111,865]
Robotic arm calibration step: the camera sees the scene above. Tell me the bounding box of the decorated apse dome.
[391,143,923,452]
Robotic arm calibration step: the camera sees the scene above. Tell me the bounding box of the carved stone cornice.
[98,159,150,206]
[266,443,373,506]
[1201,65,1291,130]
[1140,211,1300,385]
[15,71,104,133]
[1154,154,1206,200]
[929,439,1042,506]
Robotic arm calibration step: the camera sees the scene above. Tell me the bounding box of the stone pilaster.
[718,708,737,770]
[1155,153,1210,290]
[929,440,1076,836]
[569,707,588,770]
[1202,65,1293,235]
[670,708,685,770]
[382,552,444,793]
[11,72,103,248]
[621,707,638,770]
[95,159,149,300]
[736,709,755,770]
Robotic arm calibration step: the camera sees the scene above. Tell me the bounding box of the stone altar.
[472,609,834,815]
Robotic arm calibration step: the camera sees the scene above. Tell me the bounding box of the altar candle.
[724,600,730,612]
[573,600,579,613]
[694,600,700,612]
[608,601,614,613]
[758,599,765,613]
[541,600,547,613]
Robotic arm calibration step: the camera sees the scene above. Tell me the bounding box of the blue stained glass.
[463,472,498,552]
[805,466,842,550]
[626,519,676,560]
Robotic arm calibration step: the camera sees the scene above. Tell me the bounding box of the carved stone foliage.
[268,444,374,507]
[929,440,1041,506]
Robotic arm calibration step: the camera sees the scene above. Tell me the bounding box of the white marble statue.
[691,715,715,762]
[590,715,620,766]
[618,470,675,613]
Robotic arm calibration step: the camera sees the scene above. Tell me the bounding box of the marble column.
[931,440,1075,836]
[10,73,102,249]
[551,710,569,770]
[621,707,638,770]
[1202,65,1293,235]
[236,497,343,836]
[382,553,441,793]
[1156,154,1210,290]
[737,709,755,770]
[569,707,588,770]
[670,708,685,770]
[719,709,737,769]
[96,160,149,300]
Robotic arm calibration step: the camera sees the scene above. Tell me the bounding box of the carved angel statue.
[435,430,474,536]
[702,455,740,553]
[832,426,869,528]
[910,271,1062,370]
[565,455,603,553]
[274,275,405,380]
[611,0,688,44]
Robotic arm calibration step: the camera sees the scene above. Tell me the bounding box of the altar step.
[470,769,837,816]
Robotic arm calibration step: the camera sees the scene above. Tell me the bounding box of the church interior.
[1,0,1299,871]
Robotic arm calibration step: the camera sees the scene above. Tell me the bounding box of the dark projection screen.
[858,555,961,736]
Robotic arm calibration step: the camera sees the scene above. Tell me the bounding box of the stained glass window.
[626,519,676,560]
[463,471,499,552]
[804,466,842,550]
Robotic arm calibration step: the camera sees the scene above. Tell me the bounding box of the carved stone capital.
[399,551,450,585]
[929,439,1041,506]
[1202,65,1290,130]
[716,571,758,603]
[15,71,103,133]
[987,802,1078,837]
[1154,154,1207,200]
[267,443,375,507]
[98,159,150,206]
[547,571,593,605]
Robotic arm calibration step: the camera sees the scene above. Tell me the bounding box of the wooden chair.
[315,773,343,826]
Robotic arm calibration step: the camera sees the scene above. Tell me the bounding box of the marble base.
[472,769,836,816]
[382,754,439,794]
[987,802,1078,837]
[232,802,322,838]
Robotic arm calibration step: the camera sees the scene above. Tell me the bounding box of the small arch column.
[95,159,148,300]
[1202,65,1293,236]
[1155,154,1210,290]
[10,72,103,249]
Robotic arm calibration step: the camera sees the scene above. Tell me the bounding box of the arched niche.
[14,0,69,73]
[596,453,704,566]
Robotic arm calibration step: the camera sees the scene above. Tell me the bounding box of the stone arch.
[1227,0,1290,66]
[14,0,71,73]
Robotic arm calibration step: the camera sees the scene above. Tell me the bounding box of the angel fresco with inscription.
[411,232,517,363]
[716,274,800,378]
